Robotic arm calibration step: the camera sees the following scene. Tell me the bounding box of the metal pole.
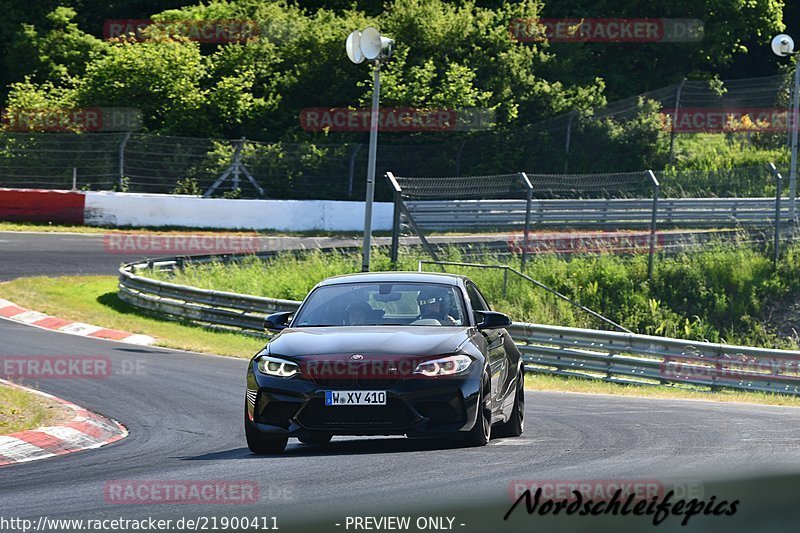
[118,131,131,188]
[768,163,784,269]
[72,167,77,191]
[564,112,574,173]
[347,143,363,197]
[391,189,401,265]
[386,171,401,265]
[232,138,244,192]
[519,172,533,269]
[669,78,687,164]
[789,62,799,222]
[362,62,381,272]
[647,170,659,282]
[455,139,467,176]
[502,268,508,298]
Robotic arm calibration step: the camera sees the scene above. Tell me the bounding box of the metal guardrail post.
[519,172,533,269]
[767,163,783,269]
[503,268,508,298]
[647,170,660,282]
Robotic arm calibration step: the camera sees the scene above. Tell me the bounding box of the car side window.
[466,283,490,316]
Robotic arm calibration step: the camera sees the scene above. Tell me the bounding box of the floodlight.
[360,27,382,60]
[346,30,364,64]
[771,34,795,57]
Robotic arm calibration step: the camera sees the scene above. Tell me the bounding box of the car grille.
[257,400,301,428]
[310,373,402,389]
[297,398,413,429]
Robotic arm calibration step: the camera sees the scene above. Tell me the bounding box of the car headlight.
[413,354,472,377]
[257,355,300,378]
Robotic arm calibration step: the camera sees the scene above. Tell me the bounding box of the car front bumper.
[246,365,482,437]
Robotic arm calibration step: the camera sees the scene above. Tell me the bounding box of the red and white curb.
[0,378,128,466]
[0,298,154,345]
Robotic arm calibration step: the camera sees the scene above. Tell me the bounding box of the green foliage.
[112,175,130,192]
[172,175,202,195]
[0,0,789,186]
[659,133,791,197]
[222,187,242,199]
[6,6,107,85]
[72,38,210,134]
[537,0,785,100]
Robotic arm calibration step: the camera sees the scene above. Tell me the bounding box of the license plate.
[325,390,387,406]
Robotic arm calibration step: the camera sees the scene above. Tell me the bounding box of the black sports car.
[244,271,525,453]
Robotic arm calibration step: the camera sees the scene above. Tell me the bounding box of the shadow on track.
[181,436,466,461]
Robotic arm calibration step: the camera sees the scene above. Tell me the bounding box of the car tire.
[245,405,288,454]
[298,433,333,445]
[494,368,524,438]
[463,375,492,447]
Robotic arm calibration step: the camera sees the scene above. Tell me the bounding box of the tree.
[535,0,785,99]
[6,6,107,85]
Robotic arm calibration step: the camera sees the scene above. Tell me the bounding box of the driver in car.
[416,287,459,325]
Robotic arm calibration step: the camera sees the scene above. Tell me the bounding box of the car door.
[466,282,507,412]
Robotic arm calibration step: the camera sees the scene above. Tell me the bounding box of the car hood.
[267,326,472,358]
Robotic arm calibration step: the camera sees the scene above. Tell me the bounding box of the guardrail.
[406,197,791,230]
[118,251,306,332]
[119,252,800,396]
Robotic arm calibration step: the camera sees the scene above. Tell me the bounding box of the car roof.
[318,271,470,287]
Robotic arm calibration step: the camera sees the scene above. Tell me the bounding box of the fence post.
[348,144,363,197]
[668,78,687,164]
[118,131,131,188]
[767,163,783,269]
[647,170,660,282]
[564,112,575,173]
[387,172,402,265]
[455,139,467,176]
[519,172,533,269]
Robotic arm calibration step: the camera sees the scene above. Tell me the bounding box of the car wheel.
[494,368,524,438]
[298,433,333,445]
[463,375,491,447]
[244,405,288,454]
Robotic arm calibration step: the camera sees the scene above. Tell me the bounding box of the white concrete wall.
[84,192,393,231]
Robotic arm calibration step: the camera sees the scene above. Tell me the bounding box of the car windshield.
[292,282,466,327]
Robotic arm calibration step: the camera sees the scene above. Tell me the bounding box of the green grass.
[0,276,265,357]
[0,221,389,237]
[663,133,790,197]
[147,243,800,349]
[0,384,67,434]
[525,374,800,408]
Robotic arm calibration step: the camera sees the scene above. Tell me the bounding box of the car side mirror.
[476,311,512,330]
[265,311,293,332]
